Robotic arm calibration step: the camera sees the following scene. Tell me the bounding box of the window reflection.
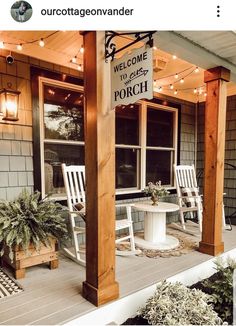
[147,107,173,147]
[116,104,139,145]
[146,150,172,185]
[44,85,84,141]
[44,144,84,195]
[116,148,139,189]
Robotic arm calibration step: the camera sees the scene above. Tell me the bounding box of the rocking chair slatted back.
[175,164,198,196]
[174,164,202,231]
[62,164,85,211]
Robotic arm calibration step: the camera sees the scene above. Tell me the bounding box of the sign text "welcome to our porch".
[111,46,153,109]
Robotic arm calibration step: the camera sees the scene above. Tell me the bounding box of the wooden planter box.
[2,238,59,279]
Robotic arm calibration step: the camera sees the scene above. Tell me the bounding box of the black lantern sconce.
[0,83,20,121]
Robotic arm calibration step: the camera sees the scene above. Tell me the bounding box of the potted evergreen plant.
[0,189,68,279]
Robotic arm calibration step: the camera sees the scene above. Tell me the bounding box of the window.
[39,77,178,198]
[115,105,140,190]
[115,102,178,193]
[145,106,176,186]
[39,77,84,198]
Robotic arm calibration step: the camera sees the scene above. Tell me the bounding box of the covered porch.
[1,30,236,323]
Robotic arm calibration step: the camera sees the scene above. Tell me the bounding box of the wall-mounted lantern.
[0,84,20,121]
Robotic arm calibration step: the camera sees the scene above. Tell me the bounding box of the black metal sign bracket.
[105,31,156,61]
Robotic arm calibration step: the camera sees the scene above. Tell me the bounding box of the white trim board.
[64,247,236,326]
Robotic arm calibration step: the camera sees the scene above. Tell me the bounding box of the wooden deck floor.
[1,225,236,325]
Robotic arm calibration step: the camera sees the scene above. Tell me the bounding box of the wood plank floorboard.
[0,226,235,325]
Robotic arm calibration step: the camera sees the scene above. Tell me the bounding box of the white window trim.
[143,101,178,189]
[115,100,178,193]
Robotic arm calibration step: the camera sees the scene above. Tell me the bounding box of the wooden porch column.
[82,31,119,306]
[199,66,230,256]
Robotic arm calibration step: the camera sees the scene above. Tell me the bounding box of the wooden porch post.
[82,31,119,306]
[199,66,230,256]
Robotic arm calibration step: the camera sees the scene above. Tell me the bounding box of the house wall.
[0,50,81,201]
[197,95,236,222]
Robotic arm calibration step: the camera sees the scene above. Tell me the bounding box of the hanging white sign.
[111,46,153,108]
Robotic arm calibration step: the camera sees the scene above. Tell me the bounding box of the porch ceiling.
[0,31,83,71]
[176,31,236,66]
[0,30,236,103]
[156,31,236,97]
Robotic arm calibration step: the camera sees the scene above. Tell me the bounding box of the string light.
[17,44,23,51]
[174,90,178,95]
[153,80,157,86]
[0,31,59,53]
[199,89,203,95]
[172,54,177,60]
[169,84,174,90]
[204,92,207,97]
[71,56,77,63]
[194,88,197,94]
[158,86,162,91]
[195,67,199,73]
[79,44,84,54]
[175,73,179,79]
[180,78,184,84]
[153,46,157,50]
[39,38,45,47]
[77,64,82,71]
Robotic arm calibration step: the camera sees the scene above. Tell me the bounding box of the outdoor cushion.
[181,187,200,208]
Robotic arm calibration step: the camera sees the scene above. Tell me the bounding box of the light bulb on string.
[153,46,157,50]
[39,38,45,47]
[180,78,184,84]
[80,45,84,54]
[169,84,174,90]
[72,56,77,63]
[153,80,157,86]
[158,86,162,92]
[17,44,23,51]
[77,64,82,71]
[0,41,4,49]
[174,90,178,95]
[204,92,207,97]
[172,54,177,60]
[195,67,199,73]
[199,89,203,95]
[194,88,197,94]
[175,73,179,79]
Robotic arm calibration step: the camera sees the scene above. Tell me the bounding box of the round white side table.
[133,201,179,250]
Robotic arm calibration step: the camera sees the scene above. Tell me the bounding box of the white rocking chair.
[174,164,226,232]
[61,164,140,266]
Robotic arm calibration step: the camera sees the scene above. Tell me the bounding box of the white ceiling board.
[155,31,236,83]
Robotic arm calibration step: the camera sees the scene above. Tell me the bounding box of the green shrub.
[0,189,68,261]
[203,257,236,323]
[138,281,222,325]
